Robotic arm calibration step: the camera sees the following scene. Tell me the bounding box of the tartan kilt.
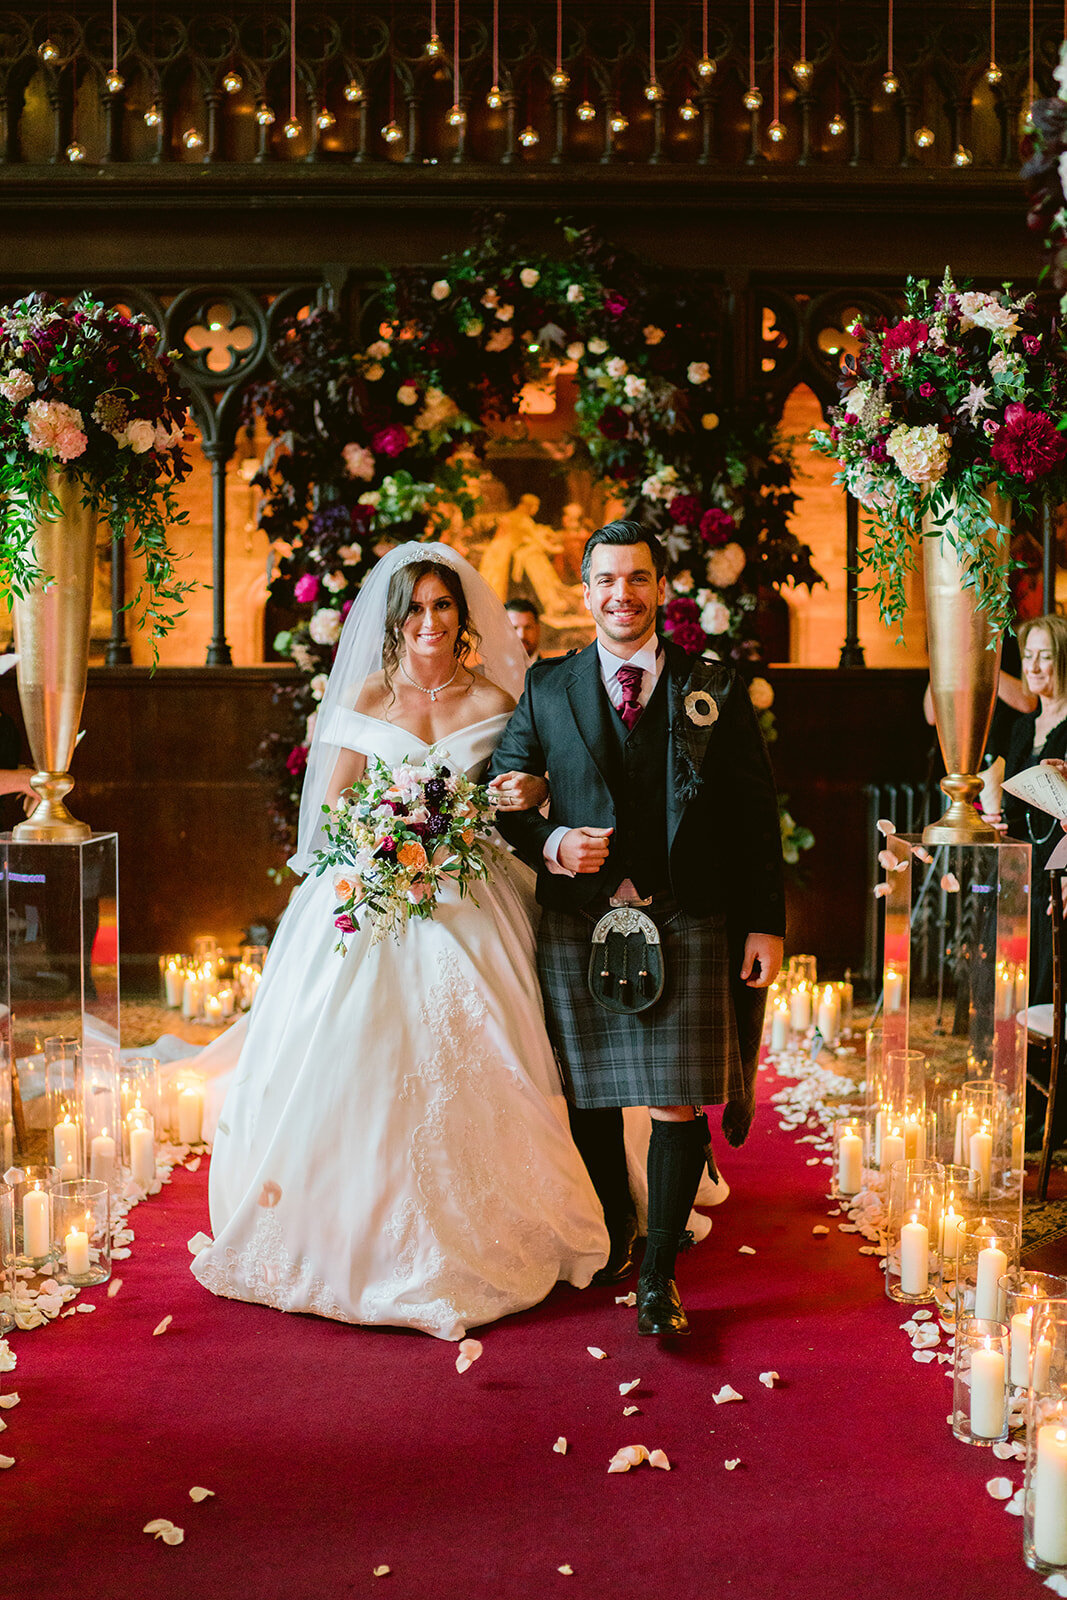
[537,897,746,1110]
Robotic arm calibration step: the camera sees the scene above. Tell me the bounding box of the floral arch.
[244,219,822,865]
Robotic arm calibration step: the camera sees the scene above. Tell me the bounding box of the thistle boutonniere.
[671,658,729,804]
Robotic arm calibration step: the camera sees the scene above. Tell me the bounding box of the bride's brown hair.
[381,558,481,698]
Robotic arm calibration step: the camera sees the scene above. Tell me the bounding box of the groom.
[491,520,784,1337]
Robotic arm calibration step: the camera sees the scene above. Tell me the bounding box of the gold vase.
[10,468,98,842]
[922,487,1011,846]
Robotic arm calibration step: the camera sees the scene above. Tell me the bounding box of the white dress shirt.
[544,636,663,875]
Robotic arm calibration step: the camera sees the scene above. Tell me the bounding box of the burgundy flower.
[668,493,702,529]
[370,423,409,457]
[918,382,936,398]
[665,595,700,626]
[842,412,858,426]
[333,914,356,934]
[285,744,308,776]
[669,620,708,655]
[880,318,930,374]
[700,507,736,547]
[341,599,353,619]
[294,573,320,604]
[350,503,374,533]
[990,403,1067,483]
[1023,334,1043,355]
[597,404,629,440]
[868,438,888,462]
[604,294,629,317]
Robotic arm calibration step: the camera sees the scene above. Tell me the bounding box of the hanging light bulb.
[914,124,934,148]
[985,60,1002,86]
[882,70,899,95]
[66,140,86,162]
[344,80,364,104]
[576,99,596,121]
[425,33,444,58]
[679,98,699,121]
[316,106,336,130]
[551,69,570,91]
[486,84,503,109]
[255,102,276,125]
[792,59,814,88]
[381,119,404,144]
[767,119,786,142]
[38,38,60,64]
[183,127,204,149]
[609,110,629,133]
[223,69,244,94]
[105,68,124,94]
[743,86,763,111]
[828,110,846,138]
[518,123,540,147]
[446,104,466,127]
[953,144,973,166]
[697,55,716,79]
[143,102,162,127]
[644,81,664,103]
[283,116,301,140]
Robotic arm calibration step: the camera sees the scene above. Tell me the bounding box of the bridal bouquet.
[315,753,497,947]
[809,269,1067,634]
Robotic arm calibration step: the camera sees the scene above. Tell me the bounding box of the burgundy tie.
[615,663,645,731]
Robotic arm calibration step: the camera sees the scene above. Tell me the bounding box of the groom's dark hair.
[581,519,666,584]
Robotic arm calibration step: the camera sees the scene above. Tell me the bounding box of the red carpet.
[3,1068,1057,1600]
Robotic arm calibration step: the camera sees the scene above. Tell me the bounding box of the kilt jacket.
[489,637,786,937]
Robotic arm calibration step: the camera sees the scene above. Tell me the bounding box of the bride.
[190,542,609,1339]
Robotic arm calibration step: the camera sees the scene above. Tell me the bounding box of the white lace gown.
[191,710,610,1340]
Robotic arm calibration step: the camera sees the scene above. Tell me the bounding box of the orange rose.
[333,875,360,900]
[397,840,428,871]
[461,828,475,847]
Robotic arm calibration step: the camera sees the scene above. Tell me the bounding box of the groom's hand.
[558,827,613,874]
[489,771,548,811]
[740,932,784,988]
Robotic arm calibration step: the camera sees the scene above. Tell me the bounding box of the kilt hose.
[537,894,745,1111]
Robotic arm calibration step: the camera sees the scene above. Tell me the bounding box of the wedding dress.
[190,709,610,1341]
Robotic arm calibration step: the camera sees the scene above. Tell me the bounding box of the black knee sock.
[567,1104,634,1232]
[641,1113,711,1282]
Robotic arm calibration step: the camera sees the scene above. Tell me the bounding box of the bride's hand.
[489,771,548,811]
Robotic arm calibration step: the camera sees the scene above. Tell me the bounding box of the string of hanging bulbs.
[34,0,1053,164]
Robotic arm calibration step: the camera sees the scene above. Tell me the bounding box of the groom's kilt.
[537,896,745,1110]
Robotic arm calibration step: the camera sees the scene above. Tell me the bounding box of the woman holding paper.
[993,614,1067,1003]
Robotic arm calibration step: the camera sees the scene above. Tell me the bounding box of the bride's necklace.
[399,657,460,702]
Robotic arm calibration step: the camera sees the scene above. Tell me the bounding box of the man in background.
[505,598,542,664]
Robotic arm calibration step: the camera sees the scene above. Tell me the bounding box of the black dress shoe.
[591,1213,640,1287]
[636,1270,690,1336]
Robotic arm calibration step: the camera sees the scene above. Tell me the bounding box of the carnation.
[672,569,695,593]
[706,543,747,587]
[366,340,391,359]
[566,342,585,360]
[566,284,585,303]
[396,384,419,406]
[337,543,362,563]
[286,744,309,776]
[688,361,710,384]
[342,442,376,480]
[495,304,515,323]
[749,677,775,711]
[481,288,500,308]
[643,325,665,345]
[486,327,514,353]
[0,368,34,405]
[519,267,540,289]
[886,423,951,485]
[310,673,329,701]
[431,280,451,301]
[323,571,347,594]
[665,596,700,626]
[699,507,736,546]
[588,337,608,355]
[699,597,731,635]
[606,357,628,378]
[363,363,385,382]
[623,375,647,399]
[309,607,343,647]
[990,403,1067,483]
[671,620,708,655]
[668,494,702,529]
[294,573,321,604]
[24,399,87,462]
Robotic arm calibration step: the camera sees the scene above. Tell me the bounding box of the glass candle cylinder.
[787,954,817,991]
[789,980,812,1034]
[193,935,220,970]
[1000,1273,1067,1391]
[885,1158,944,1304]
[79,1049,120,1191]
[44,1036,83,1178]
[119,1057,159,1181]
[1025,1392,1067,1573]
[864,1027,886,1164]
[884,1049,926,1128]
[175,1076,206,1146]
[952,1317,1010,1445]
[768,996,790,1053]
[1029,1300,1067,1399]
[832,1116,869,1199]
[954,1216,1020,1324]
[11,1164,57,1266]
[52,1178,110,1287]
[937,1164,982,1279]
[815,983,841,1044]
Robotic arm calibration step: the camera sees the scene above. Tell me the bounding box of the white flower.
[0,369,34,405]
[358,490,380,507]
[672,569,695,594]
[308,608,343,647]
[519,267,540,288]
[605,357,628,378]
[700,597,731,635]
[396,385,418,406]
[310,673,329,701]
[957,291,1019,339]
[486,328,514,353]
[643,325,665,345]
[363,363,385,382]
[495,303,515,323]
[688,361,711,384]
[566,341,585,360]
[323,571,347,594]
[123,418,156,453]
[749,677,775,711]
[566,284,584,303]
[706,543,747,587]
[366,340,391,359]
[342,442,376,480]
[1055,40,1067,97]
[623,375,647,399]
[462,320,484,338]
[481,288,500,308]
[431,280,451,301]
[886,423,951,485]
[685,689,719,727]
[337,543,362,563]
[1059,148,1067,202]
[588,337,608,355]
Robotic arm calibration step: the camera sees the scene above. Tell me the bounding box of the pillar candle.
[130,1126,155,1188]
[969,1127,993,1197]
[164,963,185,1007]
[995,964,1015,1021]
[900,1216,929,1296]
[1032,1337,1054,1393]
[884,969,903,1012]
[816,986,840,1043]
[1034,1425,1067,1566]
[64,1225,90,1278]
[955,1110,980,1166]
[218,986,235,1018]
[1011,1309,1034,1388]
[790,985,811,1032]
[970,1345,1006,1439]
[881,1130,905,1175]
[903,1117,926,1162]
[90,1130,116,1186]
[178,1087,203,1145]
[770,1003,789,1053]
[975,1243,1008,1322]
[181,976,202,1020]
[53,1118,79,1173]
[203,994,223,1025]
[940,1205,963,1266]
[21,1183,49,1259]
[838,1131,863,1196]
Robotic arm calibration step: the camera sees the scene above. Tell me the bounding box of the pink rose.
[294,573,320,604]
[370,424,409,457]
